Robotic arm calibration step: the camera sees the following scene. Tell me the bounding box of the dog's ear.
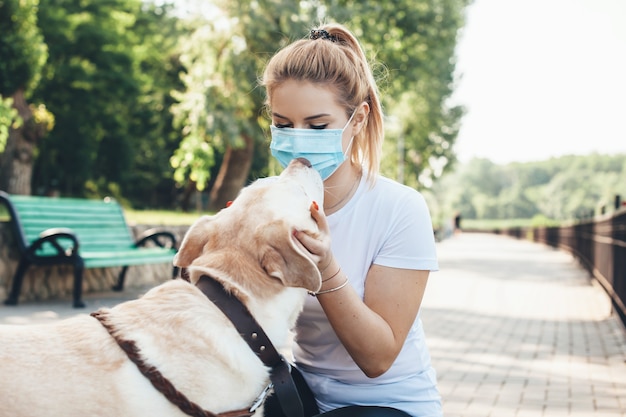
[258,221,322,293]
[174,215,215,268]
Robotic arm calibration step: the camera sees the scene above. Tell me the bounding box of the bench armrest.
[28,227,80,256]
[134,228,177,250]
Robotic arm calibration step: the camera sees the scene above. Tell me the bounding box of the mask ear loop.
[342,110,357,131]
[343,102,368,164]
[344,101,369,132]
[341,110,357,158]
[344,135,355,156]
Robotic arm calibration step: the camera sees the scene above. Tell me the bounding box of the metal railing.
[497,207,626,327]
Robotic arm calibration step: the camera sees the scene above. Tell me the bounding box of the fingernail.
[312,201,319,211]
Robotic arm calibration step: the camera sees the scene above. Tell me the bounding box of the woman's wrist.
[320,258,339,281]
[322,266,341,283]
[319,256,334,275]
[309,268,349,297]
[318,264,346,292]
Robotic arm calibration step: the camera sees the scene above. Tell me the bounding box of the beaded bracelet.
[308,278,349,297]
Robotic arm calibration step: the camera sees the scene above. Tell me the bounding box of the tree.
[0,0,53,195]
[432,153,626,223]
[171,0,470,210]
[121,2,186,208]
[326,0,469,187]
[30,0,184,207]
[32,0,141,198]
[171,0,312,211]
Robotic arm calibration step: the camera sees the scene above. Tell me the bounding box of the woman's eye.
[310,124,328,130]
[275,123,292,128]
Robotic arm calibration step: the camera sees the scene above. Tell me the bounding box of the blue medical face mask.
[270,112,355,181]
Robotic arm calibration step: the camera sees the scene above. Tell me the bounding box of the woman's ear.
[352,101,370,136]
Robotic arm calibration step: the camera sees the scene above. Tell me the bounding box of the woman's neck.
[323,164,362,215]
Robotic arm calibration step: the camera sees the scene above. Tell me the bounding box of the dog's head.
[174,158,323,298]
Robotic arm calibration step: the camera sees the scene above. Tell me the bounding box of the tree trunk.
[180,179,198,212]
[208,134,254,212]
[0,89,42,195]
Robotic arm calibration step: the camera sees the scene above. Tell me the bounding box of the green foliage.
[122,2,186,207]
[171,0,469,192]
[170,0,312,190]
[170,132,215,190]
[0,0,48,95]
[0,0,47,157]
[432,154,626,223]
[459,217,535,230]
[4,0,469,209]
[0,96,22,152]
[30,0,184,206]
[529,214,560,228]
[335,0,469,188]
[125,208,208,226]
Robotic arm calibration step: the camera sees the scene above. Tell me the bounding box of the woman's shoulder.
[368,175,427,205]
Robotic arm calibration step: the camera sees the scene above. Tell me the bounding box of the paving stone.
[423,233,626,417]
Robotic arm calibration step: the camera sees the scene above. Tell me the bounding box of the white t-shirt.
[293,175,442,417]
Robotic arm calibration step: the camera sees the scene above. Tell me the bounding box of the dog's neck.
[184,268,306,350]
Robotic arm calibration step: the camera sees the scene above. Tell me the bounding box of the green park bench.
[0,191,178,308]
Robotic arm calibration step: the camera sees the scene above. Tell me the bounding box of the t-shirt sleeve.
[373,189,439,271]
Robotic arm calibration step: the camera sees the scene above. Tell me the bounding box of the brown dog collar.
[195,274,305,417]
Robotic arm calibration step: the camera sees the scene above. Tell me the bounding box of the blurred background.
[1,0,624,229]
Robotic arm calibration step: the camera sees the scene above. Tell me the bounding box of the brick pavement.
[422,232,626,417]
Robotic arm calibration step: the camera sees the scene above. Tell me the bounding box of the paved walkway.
[1,232,625,416]
[422,233,626,417]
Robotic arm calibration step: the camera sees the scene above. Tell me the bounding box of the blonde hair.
[261,23,384,182]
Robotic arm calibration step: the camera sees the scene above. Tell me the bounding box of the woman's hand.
[292,202,335,276]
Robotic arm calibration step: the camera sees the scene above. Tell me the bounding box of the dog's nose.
[295,157,312,168]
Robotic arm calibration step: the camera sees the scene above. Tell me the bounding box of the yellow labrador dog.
[0,158,323,417]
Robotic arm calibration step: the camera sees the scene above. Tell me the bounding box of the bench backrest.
[1,193,135,254]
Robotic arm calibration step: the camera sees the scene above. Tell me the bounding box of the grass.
[460,218,534,231]
[124,212,554,230]
[1,203,561,230]
[461,215,561,231]
[0,206,206,225]
[124,209,212,226]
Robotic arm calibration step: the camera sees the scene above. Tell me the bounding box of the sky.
[450,0,626,164]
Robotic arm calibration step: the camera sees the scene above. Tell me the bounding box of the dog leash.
[195,274,306,417]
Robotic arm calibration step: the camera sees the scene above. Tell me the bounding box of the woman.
[261,23,441,417]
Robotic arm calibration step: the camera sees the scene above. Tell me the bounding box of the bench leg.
[72,261,86,308]
[4,259,30,306]
[112,266,129,291]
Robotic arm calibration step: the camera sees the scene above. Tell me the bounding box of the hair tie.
[310,29,337,42]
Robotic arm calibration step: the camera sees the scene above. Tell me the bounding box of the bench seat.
[0,191,178,308]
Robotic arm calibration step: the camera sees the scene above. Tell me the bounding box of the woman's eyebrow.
[304,113,331,121]
[272,112,331,121]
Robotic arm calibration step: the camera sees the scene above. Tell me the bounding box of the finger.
[292,230,322,263]
[310,201,330,234]
[291,231,312,254]
[294,229,321,252]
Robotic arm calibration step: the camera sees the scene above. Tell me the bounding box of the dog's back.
[0,280,275,416]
